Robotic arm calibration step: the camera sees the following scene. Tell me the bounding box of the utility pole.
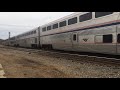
[8,32,10,46]
[38,26,41,48]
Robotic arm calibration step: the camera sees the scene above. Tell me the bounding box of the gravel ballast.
[0,45,120,78]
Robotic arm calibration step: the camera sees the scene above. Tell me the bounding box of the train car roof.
[15,27,39,37]
[40,12,90,27]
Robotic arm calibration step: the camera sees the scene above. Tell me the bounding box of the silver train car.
[5,27,40,48]
[15,27,40,48]
[3,37,16,46]
[5,12,120,55]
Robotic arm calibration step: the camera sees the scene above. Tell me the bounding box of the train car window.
[59,21,66,27]
[47,26,51,30]
[53,23,58,29]
[34,30,36,34]
[117,34,120,43]
[68,17,77,25]
[95,12,113,18]
[103,34,112,43]
[42,27,46,32]
[79,12,92,22]
[73,34,77,41]
[32,31,34,34]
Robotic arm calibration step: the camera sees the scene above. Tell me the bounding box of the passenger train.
[3,12,120,55]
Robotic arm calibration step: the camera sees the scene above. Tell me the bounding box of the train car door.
[117,26,120,54]
[116,13,120,54]
[72,33,79,49]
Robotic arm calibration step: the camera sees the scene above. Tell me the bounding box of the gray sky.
[0,12,74,40]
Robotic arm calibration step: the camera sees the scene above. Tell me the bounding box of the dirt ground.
[0,45,120,78]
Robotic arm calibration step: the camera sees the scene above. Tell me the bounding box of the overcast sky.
[0,12,74,40]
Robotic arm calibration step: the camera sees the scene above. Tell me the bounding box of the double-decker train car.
[3,36,16,46]
[13,27,40,48]
[5,12,120,55]
[40,12,120,55]
[2,39,10,46]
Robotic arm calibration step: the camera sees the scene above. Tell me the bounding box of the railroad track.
[1,45,120,66]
